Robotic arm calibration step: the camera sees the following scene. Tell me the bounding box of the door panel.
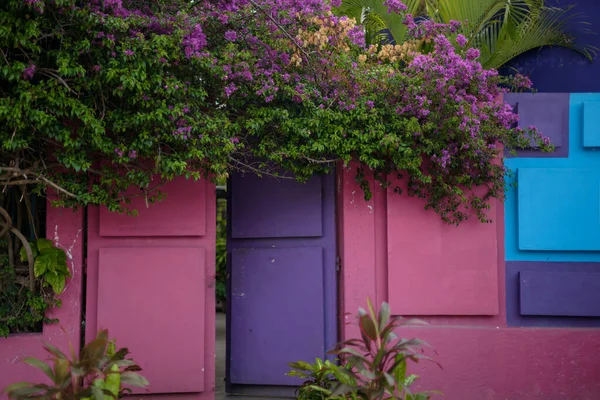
[229,247,325,385]
[227,171,337,394]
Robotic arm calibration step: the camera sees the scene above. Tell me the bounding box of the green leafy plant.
[288,298,438,399]
[2,329,148,399]
[20,238,70,295]
[0,188,64,338]
[288,358,355,400]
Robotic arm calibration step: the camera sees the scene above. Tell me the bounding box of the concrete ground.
[216,312,227,400]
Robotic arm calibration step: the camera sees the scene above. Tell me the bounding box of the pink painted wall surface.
[0,202,84,396]
[86,178,216,399]
[337,162,600,399]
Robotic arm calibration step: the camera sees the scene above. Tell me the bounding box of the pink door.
[86,178,216,398]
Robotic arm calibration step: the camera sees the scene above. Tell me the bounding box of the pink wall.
[86,178,216,398]
[337,162,600,399]
[0,202,84,395]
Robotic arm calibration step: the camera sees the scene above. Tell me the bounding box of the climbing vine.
[1,0,553,228]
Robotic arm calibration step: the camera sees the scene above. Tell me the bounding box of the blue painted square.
[518,168,600,251]
[583,102,600,147]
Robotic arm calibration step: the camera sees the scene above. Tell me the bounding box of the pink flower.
[22,63,36,80]
[383,0,407,14]
[224,30,237,42]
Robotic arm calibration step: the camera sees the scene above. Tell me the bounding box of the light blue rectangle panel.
[518,168,600,251]
[583,102,600,147]
[505,93,600,261]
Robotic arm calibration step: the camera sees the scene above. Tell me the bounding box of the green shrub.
[288,298,438,400]
[2,329,148,399]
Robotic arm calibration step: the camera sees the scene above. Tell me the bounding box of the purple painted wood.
[520,270,600,317]
[503,93,570,158]
[227,171,337,395]
[229,247,325,385]
[231,172,323,238]
[506,262,600,327]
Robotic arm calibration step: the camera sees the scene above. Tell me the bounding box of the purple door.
[227,171,337,396]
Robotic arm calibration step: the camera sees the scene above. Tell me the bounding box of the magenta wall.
[86,178,216,398]
[0,201,84,396]
[337,162,600,399]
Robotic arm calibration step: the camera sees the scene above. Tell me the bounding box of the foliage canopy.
[1,0,552,224]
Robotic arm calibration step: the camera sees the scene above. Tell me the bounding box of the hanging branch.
[0,205,35,291]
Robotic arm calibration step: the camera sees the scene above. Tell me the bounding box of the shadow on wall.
[504,0,600,92]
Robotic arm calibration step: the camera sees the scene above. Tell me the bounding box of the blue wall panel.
[583,102,600,147]
[505,93,600,262]
[517,168,600,251]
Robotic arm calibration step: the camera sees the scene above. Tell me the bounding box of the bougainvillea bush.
[0,0,552,224]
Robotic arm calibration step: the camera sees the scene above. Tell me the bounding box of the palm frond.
[334,0,422,44]
[336,0,596,69]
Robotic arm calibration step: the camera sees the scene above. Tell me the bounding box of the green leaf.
[119,372,149,387]
[383,372,395,387]
[45,271,66,294]
[3,384,48,398]
[358,314,377,341]
[23,357,55,382]
[393,357,407,384]
[379,301,391,331]
[2,382,32,394]
[35,239,53,251]
[43,343,68,360]
[53,358,70,384]
[91,382,105,400]
[19,242,38,263]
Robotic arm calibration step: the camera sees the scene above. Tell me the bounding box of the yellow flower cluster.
[291,13,359,66]
[288,13,420,69]
[376,42,419,63]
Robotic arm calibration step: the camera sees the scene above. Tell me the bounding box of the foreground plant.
[2,329,148,399]
[288,298,438,399]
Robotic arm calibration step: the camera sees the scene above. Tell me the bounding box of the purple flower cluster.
[182,24,207,59]
[383,0,407,14]
[224,30,237,42]
[22,63,36,80]
[347,26,366,47]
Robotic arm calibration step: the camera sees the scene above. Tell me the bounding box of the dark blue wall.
[506,0,600,92]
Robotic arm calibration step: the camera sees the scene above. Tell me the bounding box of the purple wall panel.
[520,270,600,317]
[229,247,325,386]
[504,0,600,93]
[503,93,570,158]
[227,171,337,395]
[507,262,600,327]
[230,172,322,238]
